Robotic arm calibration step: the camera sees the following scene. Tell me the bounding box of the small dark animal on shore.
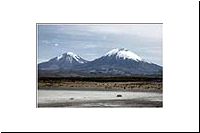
[117,94,122,97]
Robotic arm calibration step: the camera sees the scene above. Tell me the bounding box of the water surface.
[38,89,162,107]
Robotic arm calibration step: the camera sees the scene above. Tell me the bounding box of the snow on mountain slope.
[105,48,142,61]
[38,52,88,70]
[57,52,86,63]
[38,48,162,76]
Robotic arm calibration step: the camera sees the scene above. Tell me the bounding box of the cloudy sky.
[37,24,162,65]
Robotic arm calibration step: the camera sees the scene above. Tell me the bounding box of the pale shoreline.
[38,87,162,93]
[38,89,163,107]
[38,99,162,108]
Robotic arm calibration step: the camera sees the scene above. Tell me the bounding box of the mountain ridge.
[38,48,162,77]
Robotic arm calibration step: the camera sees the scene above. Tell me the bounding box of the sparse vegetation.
[38,76,162,92]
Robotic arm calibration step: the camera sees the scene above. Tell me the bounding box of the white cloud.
[84,44,98,48]
[85,24,162,40]
[54,43,59,46]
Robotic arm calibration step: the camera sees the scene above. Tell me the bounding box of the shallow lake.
[38,89,162,107]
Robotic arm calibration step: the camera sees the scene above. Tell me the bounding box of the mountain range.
[38,48,162,77]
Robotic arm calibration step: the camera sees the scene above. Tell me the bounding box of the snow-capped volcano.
[56,52,87,64]
[73,48,162,76]
[38,52,87,70]
[38,48,162,77]
[105,48,142,61]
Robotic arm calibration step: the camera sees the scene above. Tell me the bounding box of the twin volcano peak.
[105,48,142,61]
[39,48,162,75]
[56,48,143,63]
